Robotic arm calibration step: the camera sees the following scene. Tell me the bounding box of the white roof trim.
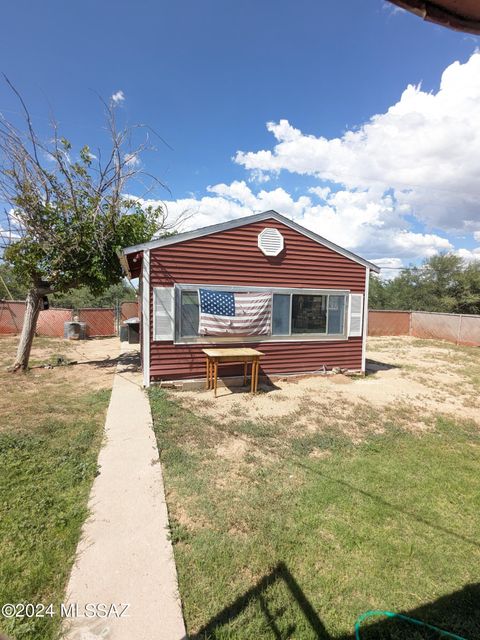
[122,210,380,273]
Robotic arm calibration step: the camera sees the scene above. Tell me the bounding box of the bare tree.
[0,80,179,370]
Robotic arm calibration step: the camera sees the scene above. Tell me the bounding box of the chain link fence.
[120,301,139,322]
[0,299,137,338]
[0,300,25,334]
[36,308,74,337]
[77,308,116,337]
[3,300,477,347]
[368,310,410,336]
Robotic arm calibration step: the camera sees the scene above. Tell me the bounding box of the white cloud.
[372,257,405,280]
[234,53,480,235]
[309,186,331,201]
[154,180,453,264]
[456,246,480,262]
[0,226,21,243]
[111,90,125,104]
[135,53,480,268]
[382,1,406,16]
[124,153,140,167]
[247,169,271,184]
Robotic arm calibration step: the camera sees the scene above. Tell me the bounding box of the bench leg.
[253,359,259,393]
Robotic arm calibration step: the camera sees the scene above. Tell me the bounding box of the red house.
[121,210,380,387]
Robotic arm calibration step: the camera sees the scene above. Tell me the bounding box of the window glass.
[180,290,199,337]
[291,295,327,334]
[327,295,345,334]
[272,294,290,335]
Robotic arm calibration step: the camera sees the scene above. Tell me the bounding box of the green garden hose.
[354,610,468,640]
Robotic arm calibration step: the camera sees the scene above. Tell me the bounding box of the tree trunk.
[12,288,42,372]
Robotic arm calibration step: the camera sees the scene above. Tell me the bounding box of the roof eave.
[387,0,480,35]
[117,249,136,281]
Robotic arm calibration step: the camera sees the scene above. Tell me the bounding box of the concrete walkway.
[63,347,186,640]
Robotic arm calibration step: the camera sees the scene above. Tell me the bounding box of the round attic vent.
[258,227,284,256]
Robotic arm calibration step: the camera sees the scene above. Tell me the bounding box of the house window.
[180,290,199,337]
[292,295,327,334]
[272,294,290,335]
[176,286,348,341]
[272,293,346,337]
[327,295,345,334]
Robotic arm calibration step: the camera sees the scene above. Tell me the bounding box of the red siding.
[150,219,366,291]
[148,218,366,380]
[150,338,362,381]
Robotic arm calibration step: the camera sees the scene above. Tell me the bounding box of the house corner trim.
[142,249,150,387]
[362,268,370,373]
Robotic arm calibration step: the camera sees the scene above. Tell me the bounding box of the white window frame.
[173,283,351,344]
[141,249,150,387]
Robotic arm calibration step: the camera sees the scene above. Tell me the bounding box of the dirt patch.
[0,336,128,417]
[171,337,480,435]
[29,337,123,390]
[216,437,249,461]
[329,374,353,385]
[309,448,332,459]
[168,490,212,532]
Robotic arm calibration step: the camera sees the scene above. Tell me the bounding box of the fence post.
[457,315,463,345]
[114,300,119,335]
[409,310,413,336]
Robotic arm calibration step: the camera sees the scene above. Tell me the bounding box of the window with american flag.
[176,286,350,341]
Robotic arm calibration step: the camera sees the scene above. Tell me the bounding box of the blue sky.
[1,0,480,274]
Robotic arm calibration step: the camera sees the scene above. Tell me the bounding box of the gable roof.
[122,210,380,273]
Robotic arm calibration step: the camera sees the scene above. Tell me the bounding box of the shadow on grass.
[191,562,329,640]
[192,562,479,639]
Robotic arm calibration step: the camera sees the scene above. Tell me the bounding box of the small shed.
[121,210,380,387]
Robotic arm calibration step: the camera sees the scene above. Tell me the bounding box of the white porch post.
[361,268,370,374]
[142,249,150,388]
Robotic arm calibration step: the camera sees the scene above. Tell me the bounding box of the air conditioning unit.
[64,321,87,340]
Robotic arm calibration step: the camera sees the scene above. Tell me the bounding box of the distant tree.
[369,254,480,314]
[0,260,136,308]
[454,261,480,314]
[368,273,387,309]
[0,262,27,300]
[0,81,179,371]
[51,282,136,310]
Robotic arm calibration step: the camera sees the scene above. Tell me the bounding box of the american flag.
[199,289,272,336]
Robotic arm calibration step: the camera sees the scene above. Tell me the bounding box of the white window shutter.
[348,294,364,337]
[153,287,175,340]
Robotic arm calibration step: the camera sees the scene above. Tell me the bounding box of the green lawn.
[0,337,111,640]
[149,343,480,640]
